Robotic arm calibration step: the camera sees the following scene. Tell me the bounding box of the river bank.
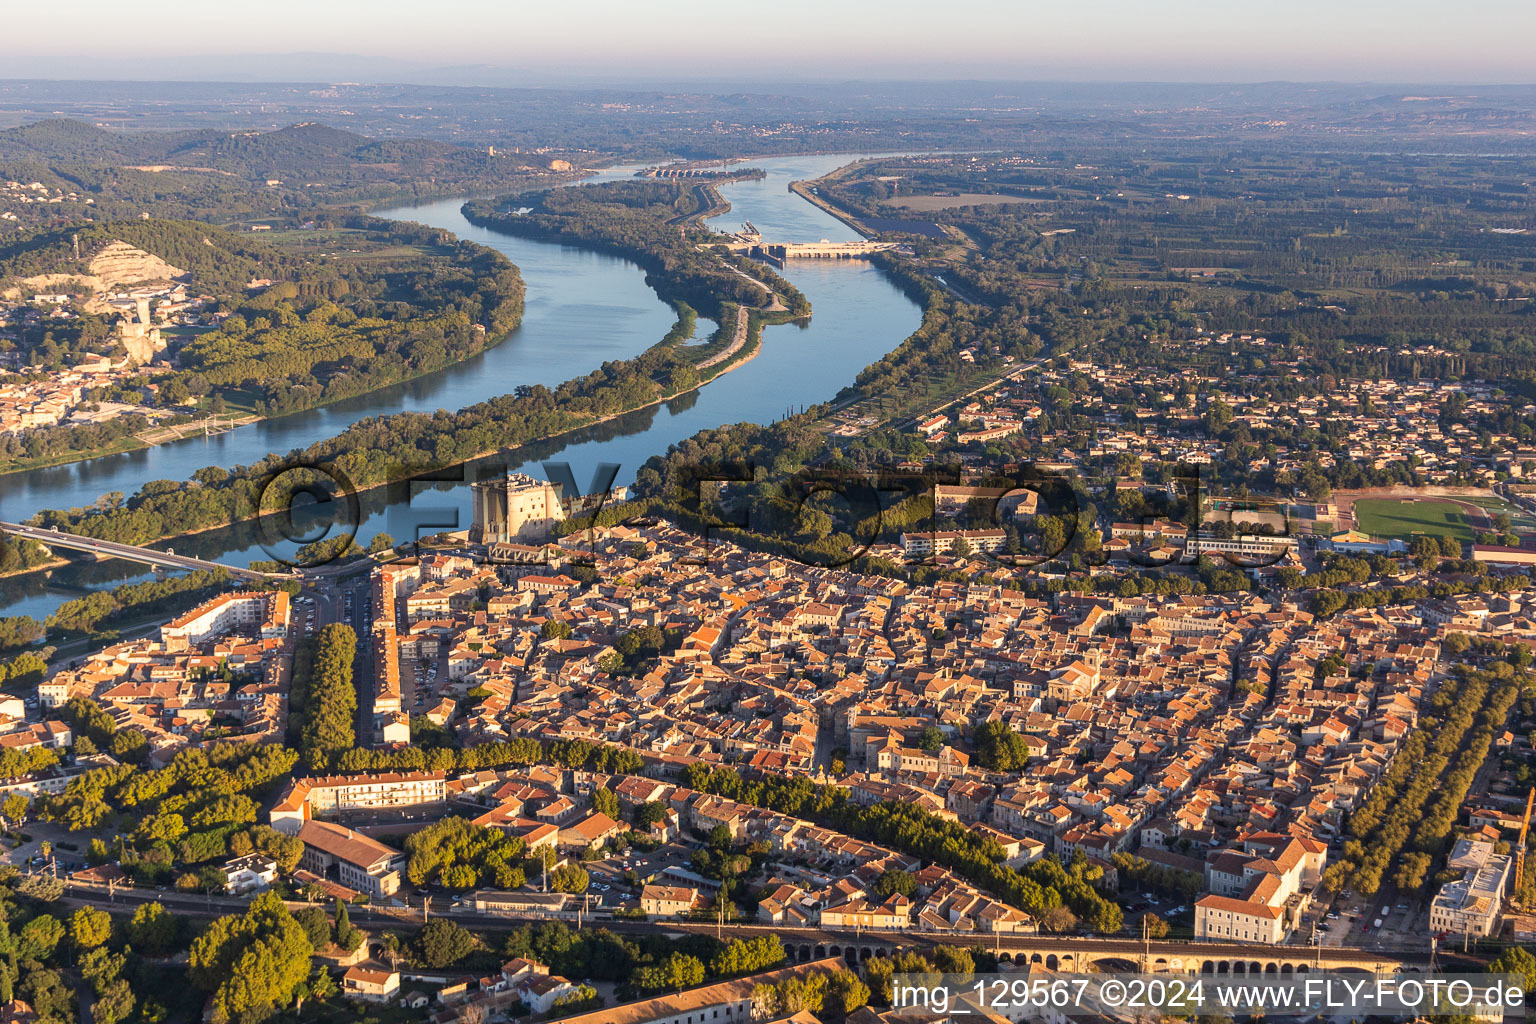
[0,277,785,597]
[0,154,925,620]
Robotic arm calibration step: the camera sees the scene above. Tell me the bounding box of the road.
[696,305,752,370]
[0,520,288,582]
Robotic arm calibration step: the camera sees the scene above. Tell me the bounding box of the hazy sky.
[7,0,1535,83]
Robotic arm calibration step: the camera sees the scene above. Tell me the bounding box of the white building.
[1183,534,1298,564]
[269,771,448,833]
[160,591,289,645]
[1430,840,1511,940]
[342,967,400,1004]
[1194,895,1287,944]
[222,854,279,895]
[900,528,1007,558]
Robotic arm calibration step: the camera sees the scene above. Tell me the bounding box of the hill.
[0,120,508,185]
[0,219,284,296]
[0,120,571,232]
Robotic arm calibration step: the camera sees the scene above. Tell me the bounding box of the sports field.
[1353,497,1481,541]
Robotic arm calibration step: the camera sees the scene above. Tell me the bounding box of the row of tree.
[1324,662,1525,897]
[294,624,357,769]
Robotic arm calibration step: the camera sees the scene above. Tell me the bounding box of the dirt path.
[697,305,750,370]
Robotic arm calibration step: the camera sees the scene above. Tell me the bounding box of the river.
[0,154,920,620]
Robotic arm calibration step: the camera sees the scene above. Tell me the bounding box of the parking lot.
[1310,886,1426,949]
[1123,892,1194,935]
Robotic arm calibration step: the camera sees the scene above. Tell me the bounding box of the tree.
[332,900,362,953]
[0,794,27,822]
[1140,912,1171,939]
[136,811,187,847]
[872,869,917,900]
[1042,905,1079,933]
[591,786,620,820]
[1087,900,1124,934]
[19,968,74,1024]
[125,900,176,956]
[863,956,896,1006]
[826,968,870,1017]
[1489,947,1536,994]
[917,726,944,753]
[295,964,338,1015]
[440,863,478,890]
[92,978,136,1024]
[18,914,64,961]
[1204,398,1234,435]
[932,945,974,974]
[293,906,329,951]
[70,905,112,951]
[974,719,1030,770]
[412,920,476,969]
[243,826,303,874]
[636,952,705,993]
[188,891,314,1024]
[380,932,404,970]
[710,936,785,977]
[307,964,337,1003]
[298,624,358,769]
[17,874,63,902]
[633,801,667,830]
[549,863,590,894]
[80,946,126,992]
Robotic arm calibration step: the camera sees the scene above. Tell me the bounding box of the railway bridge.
[659,922,1422,975]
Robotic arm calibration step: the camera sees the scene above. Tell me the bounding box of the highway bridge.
[0,521,293,582]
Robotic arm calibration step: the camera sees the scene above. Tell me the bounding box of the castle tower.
[470,472,565,544]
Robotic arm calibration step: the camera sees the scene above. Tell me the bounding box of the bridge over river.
[0,521,295,583]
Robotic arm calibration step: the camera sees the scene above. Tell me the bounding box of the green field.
[1353,498,1479,542]
[1458,495,1536,530]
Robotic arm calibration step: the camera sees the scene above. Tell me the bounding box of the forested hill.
[0,120,579,229]
[0,214,526,471]
[0,120,506,181]
[0,219,288,295]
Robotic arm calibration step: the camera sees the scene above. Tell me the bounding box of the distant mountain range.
[0,119,509,182]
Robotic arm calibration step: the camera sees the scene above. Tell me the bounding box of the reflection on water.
[0,155,921,620]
